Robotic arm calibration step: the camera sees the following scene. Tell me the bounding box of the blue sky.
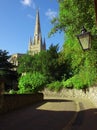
[0,0,64,55]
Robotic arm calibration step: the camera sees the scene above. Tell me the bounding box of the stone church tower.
[28,10,46,55]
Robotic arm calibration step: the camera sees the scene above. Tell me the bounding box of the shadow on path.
[0,99,97,130]
[0,99,75,130]
[71,102,97,130]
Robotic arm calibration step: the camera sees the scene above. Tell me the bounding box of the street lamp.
[77,26,91,50]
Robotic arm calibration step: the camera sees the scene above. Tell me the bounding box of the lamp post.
[77,26,91,50]
[77,27,92,93]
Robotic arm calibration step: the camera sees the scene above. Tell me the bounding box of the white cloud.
[45,9,57,19]
[27,14,34,19]
[21,0,35,9]
[21,0,32,7]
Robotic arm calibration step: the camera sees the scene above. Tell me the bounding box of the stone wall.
[43,87,97,107]
[0,93,43,114]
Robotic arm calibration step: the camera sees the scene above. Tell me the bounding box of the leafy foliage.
[0,50,18,91]
[17,44,68,82]
[0,50,15,76]
[18,72,47,93]
[46,81,63,92]
[49,0,97,36]
[17,54,34,74]
[49,0,97,89]
[9,89,17,94]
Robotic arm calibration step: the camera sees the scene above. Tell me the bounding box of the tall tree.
[18,44,68,82]
[17,54,34,74]
[49,0,97,36]
[0,50,14,76]
[49,0,97,88]
[0,50,17,91]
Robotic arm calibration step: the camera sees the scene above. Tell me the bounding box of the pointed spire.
[28,9,46,55]
[30,36,32,45]
[43,37,46,50]
[34,9,41,40]
[28,36,32,51]
[44,37,45,44]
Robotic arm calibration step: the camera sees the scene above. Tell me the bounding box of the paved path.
[0,96,97,130]
[69,98,97,130]
[0,98,76,130]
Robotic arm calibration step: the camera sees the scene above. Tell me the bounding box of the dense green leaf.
[18,72,47,93]
[49,0,97,89]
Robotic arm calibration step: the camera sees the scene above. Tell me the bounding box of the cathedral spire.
[28,36,32,52]
[28,10,46,55]
[33,9,41,44]
[43,37,46,50]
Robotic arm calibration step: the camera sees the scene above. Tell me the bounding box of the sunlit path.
[0,98,76,130]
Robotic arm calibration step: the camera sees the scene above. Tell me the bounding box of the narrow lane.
[70,99,97,130]
[0,98,76,130]
[70,102,85,130]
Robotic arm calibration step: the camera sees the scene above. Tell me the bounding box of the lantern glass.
[77,27,91,50]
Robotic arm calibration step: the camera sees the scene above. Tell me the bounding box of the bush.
[63,69,96,89]
[47,81,63,92]
[18,72,47,93]
[63,75,84,89]
[62,78,73,89]
[9,89,17,94]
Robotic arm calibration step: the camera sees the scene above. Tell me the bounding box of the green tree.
[17,44,68,82]
[49,0,97,88]
[0,50,14,75]
[32,51,49,75]
[0,50,17,91]
[33,44,67,82]
[18,72,47,93]
[49,0,96,36]
[17,54,34,74]
[46,44,59,81]
[46,44,69,81]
